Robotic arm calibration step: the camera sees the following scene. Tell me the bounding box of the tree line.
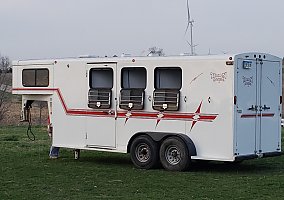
[0,55,11,73]
[0,54,10,123]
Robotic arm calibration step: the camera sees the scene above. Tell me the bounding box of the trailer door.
[258,60,281,153]
[86,63,117,148]
[236,58,281,156]
[235,59,258,155]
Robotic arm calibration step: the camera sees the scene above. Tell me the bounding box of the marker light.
[226,61,234,65]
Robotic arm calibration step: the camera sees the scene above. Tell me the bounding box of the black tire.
[130,135,159,169]
[159,137,190,171]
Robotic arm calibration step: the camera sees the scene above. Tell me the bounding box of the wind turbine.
[185,0,197,55]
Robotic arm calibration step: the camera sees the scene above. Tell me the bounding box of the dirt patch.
[0,72,48,126]
[0,99,48,126]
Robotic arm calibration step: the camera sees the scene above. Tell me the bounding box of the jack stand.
[74,149,80,160]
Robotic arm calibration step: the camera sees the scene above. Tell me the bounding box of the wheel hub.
[136,143,150,163]
[165,146,181,165]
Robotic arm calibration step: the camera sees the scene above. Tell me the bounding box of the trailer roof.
[12,52,280,66]
[12,54,235,66]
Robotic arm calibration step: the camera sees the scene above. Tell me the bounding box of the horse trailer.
[12,52,282,171]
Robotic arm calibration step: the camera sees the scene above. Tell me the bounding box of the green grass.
[0,126,284,200]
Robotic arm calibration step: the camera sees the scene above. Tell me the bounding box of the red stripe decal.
[241,113,275,118]
[241,114,257,118]
[261,113,275,117]
[12,88,219,129]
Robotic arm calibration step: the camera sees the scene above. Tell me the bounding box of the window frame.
[152,67,182,111]
[121,67,147,89]
[88,67,114,109]
[22,68,49,87]
[119,67,147,110]
[89,68,114,89]
[154,67,182,90]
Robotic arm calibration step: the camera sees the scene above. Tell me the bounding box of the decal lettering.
[210,72,227,83]
[242,76,253,87]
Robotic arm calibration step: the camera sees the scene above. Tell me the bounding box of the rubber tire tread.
[160,137,190,171]
[130,135,159,169]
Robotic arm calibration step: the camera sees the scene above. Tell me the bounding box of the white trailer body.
[12,53,282,170]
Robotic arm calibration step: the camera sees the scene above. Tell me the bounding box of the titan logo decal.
[210,72,227,83]
[242,76,253,87]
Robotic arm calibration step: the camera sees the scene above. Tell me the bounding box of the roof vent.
[78,55,99,58]
[179,53,191,56]
[121,53,132,57]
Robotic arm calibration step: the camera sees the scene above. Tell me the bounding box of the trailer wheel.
[130,135,159,169]
[159,137,190,171]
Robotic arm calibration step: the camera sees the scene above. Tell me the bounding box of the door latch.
[263,105,270,110]
[248,105,258,111]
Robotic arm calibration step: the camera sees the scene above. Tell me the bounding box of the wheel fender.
[127,132,197,156]
[177,134,197,156]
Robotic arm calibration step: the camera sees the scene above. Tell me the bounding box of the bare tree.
[0,54,11,122]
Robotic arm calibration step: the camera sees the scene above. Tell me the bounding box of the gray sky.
[0,0,283,60]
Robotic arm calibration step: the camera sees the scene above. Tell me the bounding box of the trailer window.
[121,67,146,89]
[22,69,49,87]
[88,68,113,109]
[90,68,113,89]
[153,67,181,111]
[120,67,146,110]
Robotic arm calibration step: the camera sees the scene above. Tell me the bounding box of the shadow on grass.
[55,151,280,174]
[58,152,133,167]
[82,156,132,166]
[1,135,19,141]
[188,160,279,174]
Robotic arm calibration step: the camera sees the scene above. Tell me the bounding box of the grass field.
[0,126,284,200]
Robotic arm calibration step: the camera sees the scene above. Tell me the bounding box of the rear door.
[259,60,281,153]
[235,59,258,155]
[235,56,281,156]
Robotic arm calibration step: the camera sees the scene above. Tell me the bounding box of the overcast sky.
[0,0,283,60]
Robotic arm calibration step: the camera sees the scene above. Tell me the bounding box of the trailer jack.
[21,100,34,122]
[74,149,80,160]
